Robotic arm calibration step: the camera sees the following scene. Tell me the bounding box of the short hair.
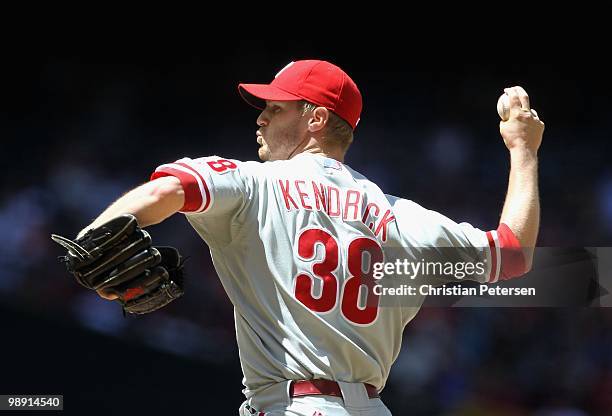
[301,101,353,153]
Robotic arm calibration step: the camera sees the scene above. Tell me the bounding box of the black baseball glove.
[51,214,185,314]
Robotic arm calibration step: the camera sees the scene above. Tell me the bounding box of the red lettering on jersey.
[206,159,237,173]
[343,190,361,221]
[312,181,327,212]
[361,203,381,231]
[279,180,299,211]
[295,180,312,210]
[341,237,383,325]
[374,209,396,242]
[293,229,384,326]
[327,186,341,217]
[295,229,339,313]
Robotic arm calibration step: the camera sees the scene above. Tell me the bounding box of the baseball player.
[76,60,544,415]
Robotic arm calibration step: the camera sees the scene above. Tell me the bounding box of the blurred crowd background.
[1,41,611,415]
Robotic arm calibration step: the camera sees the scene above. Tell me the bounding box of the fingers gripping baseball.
[498,86,545,152]
[510,86,530,111]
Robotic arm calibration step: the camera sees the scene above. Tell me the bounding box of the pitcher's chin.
[258,146,271,161]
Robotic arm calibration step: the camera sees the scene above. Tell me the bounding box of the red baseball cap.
[238,60,363,129]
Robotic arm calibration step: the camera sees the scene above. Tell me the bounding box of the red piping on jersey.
[151,167,203,212]
[486,231,498,283]
[175,162,211,213]
[496,223,527,280]
[487,223,527,282]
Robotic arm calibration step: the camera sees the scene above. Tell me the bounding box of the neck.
[288,137,344,163]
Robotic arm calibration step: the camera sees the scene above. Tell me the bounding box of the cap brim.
[238,83,303,110]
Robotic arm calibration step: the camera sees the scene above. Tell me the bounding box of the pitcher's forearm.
[499,147,540,268]
[77,176,184,238]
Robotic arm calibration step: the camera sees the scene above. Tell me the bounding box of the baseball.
[497,93,510,121]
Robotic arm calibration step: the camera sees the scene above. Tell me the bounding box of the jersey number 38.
[294,228,383,326]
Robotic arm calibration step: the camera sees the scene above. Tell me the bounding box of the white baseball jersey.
[151,153,502,400]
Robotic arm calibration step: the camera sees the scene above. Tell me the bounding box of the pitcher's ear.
[307,106,330,133]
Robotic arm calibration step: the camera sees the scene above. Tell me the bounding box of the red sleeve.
[485,223,527,282]
[150,162,211,213]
